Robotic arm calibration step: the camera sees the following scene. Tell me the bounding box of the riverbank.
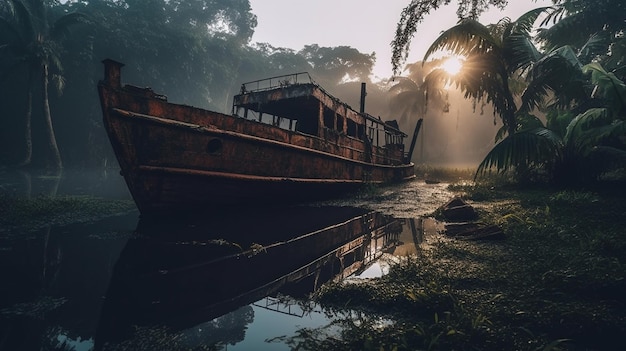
[1,171,624,350]
[309,179,626,350]
[0,192,136,233]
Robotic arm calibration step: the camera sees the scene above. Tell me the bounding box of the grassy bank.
[0,192,136,232]
[304,179,626,350]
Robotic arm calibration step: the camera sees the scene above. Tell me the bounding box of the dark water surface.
[0,170,452,350]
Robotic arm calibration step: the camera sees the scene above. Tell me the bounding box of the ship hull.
[98,60,415,214]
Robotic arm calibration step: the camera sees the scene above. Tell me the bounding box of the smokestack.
[102,59,125,89]
[359,82,367,113]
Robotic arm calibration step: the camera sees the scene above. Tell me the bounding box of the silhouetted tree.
[537,0,626,77]
[391,0,510,75]
[0,0,87,170]
[299,44,376,87]
[422,8,546,137]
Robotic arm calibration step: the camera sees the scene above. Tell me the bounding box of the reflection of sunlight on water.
[172,208,446,350]
[315,179,455,218]
[351,216,443,280]
[56,335,93,351]
[2,175,456,350]
[354,261,388,278]
[229,304,331,351]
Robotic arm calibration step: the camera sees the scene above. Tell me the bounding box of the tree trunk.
[41,63,63,170]
[17,89,33,167]
[17,71,33,167]
[500,71,517,137]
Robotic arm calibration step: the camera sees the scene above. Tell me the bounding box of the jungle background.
[1,0,625,183]
[0,0,503,172]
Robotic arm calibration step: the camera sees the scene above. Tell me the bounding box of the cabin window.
[368,125,375,142]
[295,115,318,135]
[347,119,357,137]
[337,115,345,134]
[323,108,335,130]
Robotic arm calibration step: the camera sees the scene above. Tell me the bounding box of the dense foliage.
[0,0,381,169]
[392,0,626,186]
[391,0,510,75]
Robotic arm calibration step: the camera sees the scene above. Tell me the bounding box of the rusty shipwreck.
[98,59,416,214]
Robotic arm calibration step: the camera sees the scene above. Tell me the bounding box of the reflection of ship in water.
[95,206,424,350]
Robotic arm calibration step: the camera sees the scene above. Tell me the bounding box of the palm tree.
[421,8,547,138]
[537,0,626,74]
[391,0,510,76]
[0,0,87,169]
[388,60,448,162]
[476,62,626,184]
[474,5,626,184]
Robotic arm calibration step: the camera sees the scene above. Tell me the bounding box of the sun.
[441,56,464,76]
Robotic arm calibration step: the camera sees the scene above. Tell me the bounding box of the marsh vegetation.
[302,175,626,350]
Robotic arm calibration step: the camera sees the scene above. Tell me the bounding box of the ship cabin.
[231,72,409,165]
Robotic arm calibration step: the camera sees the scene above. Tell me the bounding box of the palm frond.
[519,46,586,112]
[563,108,613,147]
[50,12,90,41]
[512,7,553,35]
[423,18,498,61]
[503,33,541,73]
[545,109,576,138]
[516,111,545,130]
[7,0,35,38]
[539,5,566,27]
[451,52,516,119]
[0,1,31,45]
[537,1,613,51]
[603,36,626,74]
[505,7,547,66]
[476,127,563,177]
[567,114,626,157]
[51,73,65,95]
[494,124,507,143]
[391,90,425,113]
[422,67,450,91]
[577,32,611,64]
[489,17,511,42]
[0,17,24,50]
[388,76,420,94]
[583,62,626,112]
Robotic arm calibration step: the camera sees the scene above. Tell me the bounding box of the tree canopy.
[391,0,510,75]
[0,0,382,168]
[392,0,625,184]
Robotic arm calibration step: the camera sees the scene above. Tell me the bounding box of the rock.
[440,197,504,240]
[440,197,478,221]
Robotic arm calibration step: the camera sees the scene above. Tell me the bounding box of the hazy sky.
[249,0,552,79]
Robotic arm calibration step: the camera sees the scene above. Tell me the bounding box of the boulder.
[439,197,504,241]
[440,197,478,221]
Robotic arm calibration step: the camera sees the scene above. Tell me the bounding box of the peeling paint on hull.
[98,60,415,214]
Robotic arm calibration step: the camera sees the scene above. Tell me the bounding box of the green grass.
[298,174,626,351]
[0,192,136,231]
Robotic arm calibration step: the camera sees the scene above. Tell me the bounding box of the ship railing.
[240,72,314,93]
[253,295,321,318]
[238,73,408,139]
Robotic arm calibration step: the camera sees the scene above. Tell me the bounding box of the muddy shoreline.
[2,175,624,350]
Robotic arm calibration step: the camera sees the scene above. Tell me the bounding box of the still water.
[0,170,452,351]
